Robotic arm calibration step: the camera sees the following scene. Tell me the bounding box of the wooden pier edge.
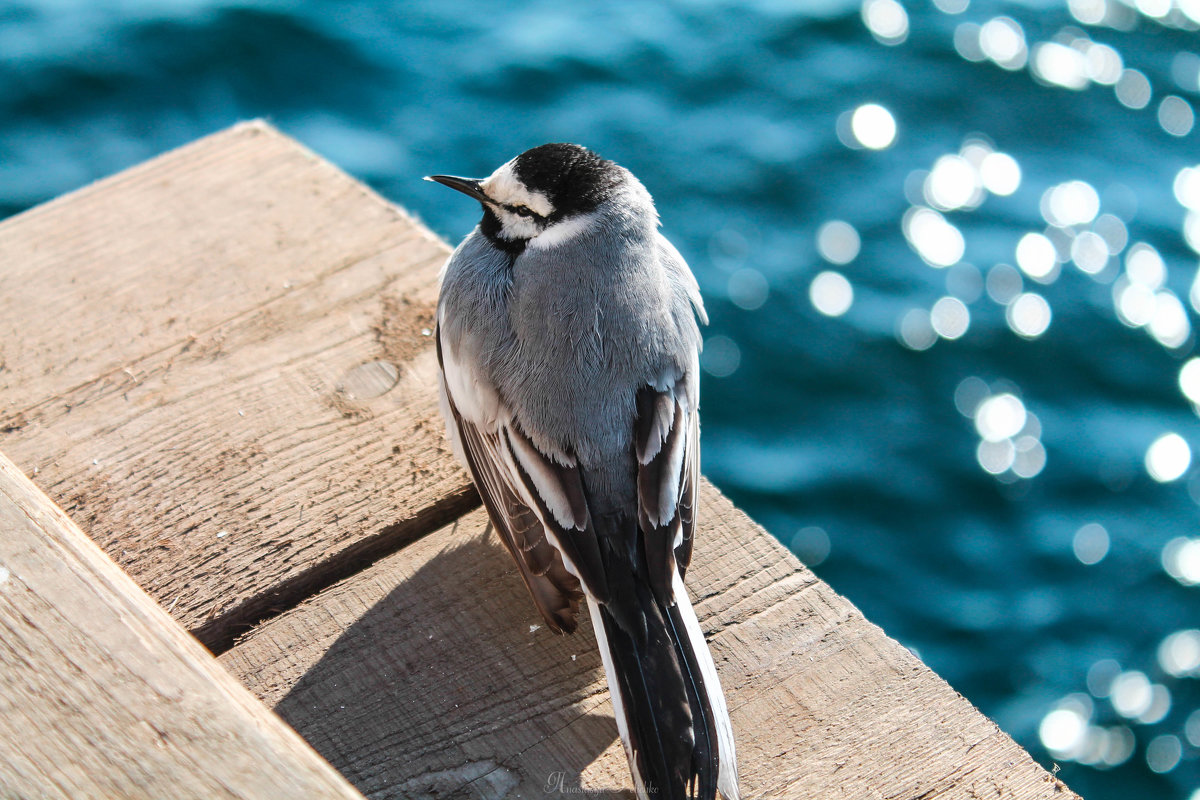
[0,121,1080,799]
[0,449,364,800]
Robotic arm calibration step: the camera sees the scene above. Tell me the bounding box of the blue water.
[5,1,1200,796]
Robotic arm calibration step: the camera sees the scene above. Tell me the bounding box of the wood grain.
[0,448,364,800]
[0,122,476,650]
[220,481,1079,800]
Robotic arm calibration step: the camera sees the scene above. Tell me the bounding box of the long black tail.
[588,572,738,800]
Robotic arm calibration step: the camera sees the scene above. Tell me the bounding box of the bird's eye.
[512,205,535,218]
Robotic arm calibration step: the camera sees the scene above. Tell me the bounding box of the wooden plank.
[220,481,1078,800]
[0,122,475,650]
[0,449,365,800]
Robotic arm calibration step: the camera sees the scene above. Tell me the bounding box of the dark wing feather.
[634,373,699,606]
[448,396,584,633]
[437,327,608,630]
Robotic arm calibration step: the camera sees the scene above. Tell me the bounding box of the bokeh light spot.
[904,207,965,267]
[1110,670,1153,718]
[1179,358,1200,404]
[1007,292,1052,338]
[862,0,908,45]
[1162,537,1200,586]
[1159,629,1200,677]
[975,393,1027,442]
[931,296,970,339]
[1071,231,1109,274]
[701,335,741,378]
[898,308,936,350]
[925,154,981,210]
[810,270,854,317]
[816,220,861,264]
[850,103,897,149]
[790,526,831,566]
[1015,232,1058,280]
[979,152,1021,196]
[1116,69,1152,109]
[979,16,1027,70]
[1073,523,1109,565]
[1032,42,1089,90]
[1146,735,1181,774]
[727,267,768,311]
[1146,433,1191,482]
[1159,95,1195,137]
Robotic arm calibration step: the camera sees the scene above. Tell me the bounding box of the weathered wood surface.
[0,121,475,651]
[0,449,365,800]
[221,485,1077,800]
[0,121,1078,799]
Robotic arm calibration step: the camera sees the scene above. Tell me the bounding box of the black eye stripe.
[505,204,540,219]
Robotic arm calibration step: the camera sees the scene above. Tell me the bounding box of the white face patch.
[526,212,596,250]
[480,160,555,217]
[490,206,542,241]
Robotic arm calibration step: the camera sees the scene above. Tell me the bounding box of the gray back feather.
[439,173,705,514]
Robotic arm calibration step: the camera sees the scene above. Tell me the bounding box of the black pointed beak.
[424,174,490,203]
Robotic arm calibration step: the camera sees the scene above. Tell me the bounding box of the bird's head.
[427,143,630,251]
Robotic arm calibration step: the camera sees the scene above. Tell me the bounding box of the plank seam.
[198,484,480,655]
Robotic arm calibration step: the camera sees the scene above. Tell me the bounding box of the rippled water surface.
[7,1,1200,796]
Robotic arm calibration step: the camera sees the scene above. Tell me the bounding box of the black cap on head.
[512,143,624,219]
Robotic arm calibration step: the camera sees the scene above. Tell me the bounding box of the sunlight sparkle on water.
[727,267,768,311]
[979,17,1027,70]
[701,335,740,378]
[1088,659,1122,698]
[1146,734,1182,774]
[1159,95,1196,137]
[849,103,896,149]
[816,220,860,264]
[1043,180,1100,227]
[1095,213,1129,255]
[898,308,936,350]
[1176,166,1200,211]
[1032,42,1089,90]
[954,376,990,417]
[1073,523,1109,565]
[1148,291,1190,349]
[925,155,981,211]
[1071,231,1109,274]
[904,207,964,267]
[1126,242,1165,289]
[979,151,1021,195]
[1185,211,1200,255]
[975,393,1026,441]
[1114,278,1156,327]
[1068,0,1108,25]
[1146,432,1191,482]
[970,390,1045,479]
[1086,42,1123,85]
[1159,629,1200,677]
[987,263,1024,304]
[809,270,853,317]
[1162,537,1200,585]
[1016,232,1058,280]
[1111,670,1153,718]
[1007,292,1052,338]
[1179,358,1200,404]
[931,296,969,339]
[1116,69,1152,109]
[862,0,908,45]
[1040,689,1136,767]
[1040,705,1089,756]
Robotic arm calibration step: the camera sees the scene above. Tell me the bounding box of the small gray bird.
[428,143,738,800]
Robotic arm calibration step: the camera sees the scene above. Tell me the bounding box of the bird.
[427,143,738,800]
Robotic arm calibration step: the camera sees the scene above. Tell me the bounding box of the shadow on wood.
[268,515,633,798]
